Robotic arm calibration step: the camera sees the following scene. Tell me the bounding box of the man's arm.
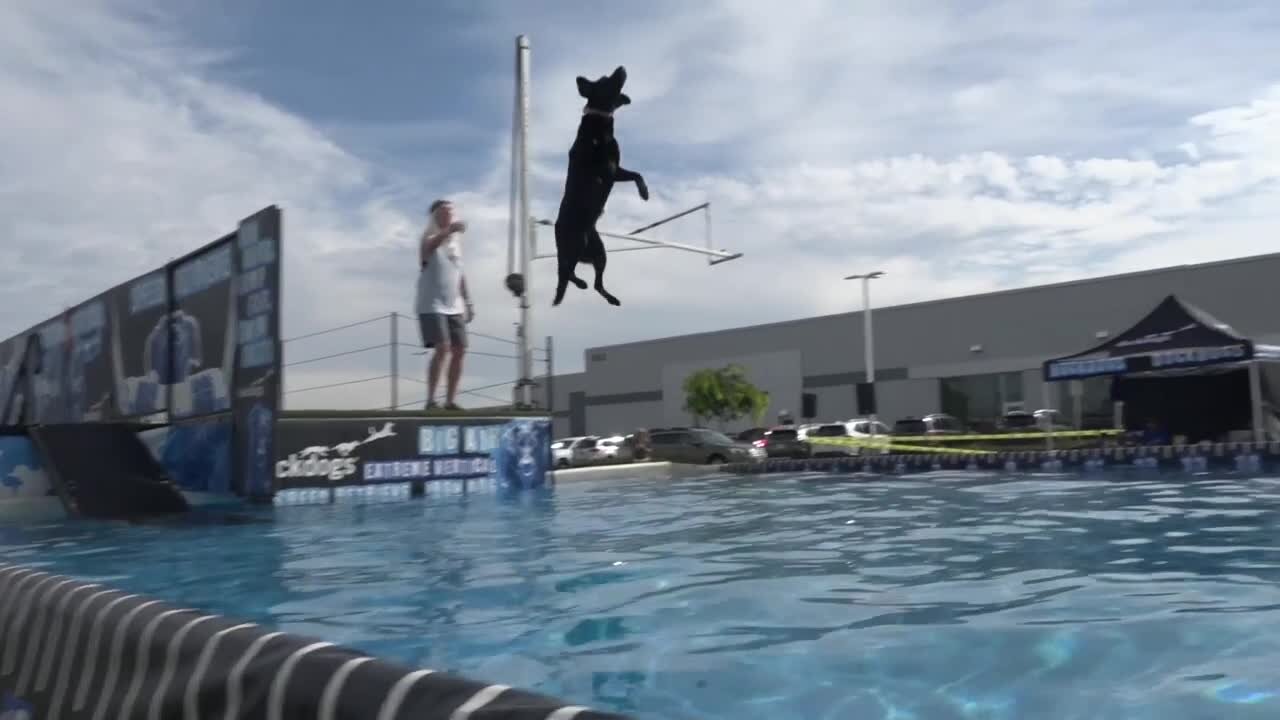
[419,226,454,266]
[460,275,474,322]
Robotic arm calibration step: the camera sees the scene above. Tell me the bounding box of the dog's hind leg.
[553,223,589,301]
[586,228,620,306]
[553,255,574,306]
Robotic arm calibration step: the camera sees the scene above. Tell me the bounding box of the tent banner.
[1045,356,1130,381]
[1149,343,1251,369]
[1046,344,1253,381]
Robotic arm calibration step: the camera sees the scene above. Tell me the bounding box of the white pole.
[389,312,398,410]
[844,271,884,439]
[862,277,874,385]
[515,35,534,409]
[862,276,876,436]
[1249,359,1264,443]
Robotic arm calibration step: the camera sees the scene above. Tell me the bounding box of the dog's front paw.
[637,181,649,201]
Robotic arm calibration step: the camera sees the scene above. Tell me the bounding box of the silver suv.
[647,427,764,465]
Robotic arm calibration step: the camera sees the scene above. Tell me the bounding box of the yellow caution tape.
[816,429,1123,443]
[798,429,1124,459]
[809,439,996,455]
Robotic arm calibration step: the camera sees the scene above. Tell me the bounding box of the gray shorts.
[418,312,466,350]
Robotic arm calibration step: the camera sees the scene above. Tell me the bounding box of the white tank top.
[415,228,465,316]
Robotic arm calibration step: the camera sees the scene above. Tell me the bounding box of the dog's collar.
[582,108,613,119]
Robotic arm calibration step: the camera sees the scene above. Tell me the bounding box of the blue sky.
[3,0,1280,409]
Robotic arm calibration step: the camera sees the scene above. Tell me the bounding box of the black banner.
[65,294,111,421]
[273,415,553,494]
[168,236,237,421]
[274,418,422,491]
[0,337,17,422]
[231,206,283,500]
[107,270,170,419]
[30,315,69,424]
[0,206,282,504]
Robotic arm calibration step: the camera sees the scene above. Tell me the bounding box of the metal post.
[1041,380,1055,451]
[513,322,521,407]
[862,277,877,436]
[1070,380,1084,429]
[514,34,535,410]
[389,312,398,410]
[1249,359,1264,443]
[546,335,554,413]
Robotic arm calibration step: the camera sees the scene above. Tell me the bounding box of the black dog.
[552,65,649,307]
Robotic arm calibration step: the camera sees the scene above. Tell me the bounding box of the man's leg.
[419,313,452,409]
[427,349,448,407]
[444,314,467,408]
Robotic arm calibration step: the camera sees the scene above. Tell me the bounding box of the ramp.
[29,423,190,519]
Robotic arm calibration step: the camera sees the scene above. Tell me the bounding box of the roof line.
[584,250,1280,355]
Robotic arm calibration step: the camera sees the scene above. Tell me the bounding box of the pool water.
[3,471,1280,719]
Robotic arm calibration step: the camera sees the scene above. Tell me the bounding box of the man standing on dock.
[416,199,474,410]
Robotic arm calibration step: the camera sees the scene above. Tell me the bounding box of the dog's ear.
[611,66,627,85]
[617,93,631,106]
[576,76,592,98]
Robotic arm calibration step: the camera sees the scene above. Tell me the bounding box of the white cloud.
[3,0,1280,411]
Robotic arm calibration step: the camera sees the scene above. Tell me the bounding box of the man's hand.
[449,221,467,234]
[465,303,475,324]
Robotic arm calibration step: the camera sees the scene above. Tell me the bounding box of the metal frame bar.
[531,202,742,263]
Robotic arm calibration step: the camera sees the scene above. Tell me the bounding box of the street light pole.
[844,270,884,436]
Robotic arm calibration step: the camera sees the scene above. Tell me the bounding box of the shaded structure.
[1043,294,1280,443]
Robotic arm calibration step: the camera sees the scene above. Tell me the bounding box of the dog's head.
[577,66,630,114]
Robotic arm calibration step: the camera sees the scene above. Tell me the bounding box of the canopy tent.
[1042,295,1280,443]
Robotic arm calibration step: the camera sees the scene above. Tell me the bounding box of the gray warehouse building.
[543,252,1280,439]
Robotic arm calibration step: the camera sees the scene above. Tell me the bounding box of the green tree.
[682,364,770,427]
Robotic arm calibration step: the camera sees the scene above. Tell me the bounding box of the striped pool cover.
[0,564,630,720]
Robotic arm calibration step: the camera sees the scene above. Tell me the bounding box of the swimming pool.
[2,470,1278,719]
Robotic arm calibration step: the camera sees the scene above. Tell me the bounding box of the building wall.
[543,371,586,438]
[547,252,1280,437]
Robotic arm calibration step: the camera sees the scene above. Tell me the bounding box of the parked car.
[890,414,965,435]
[760,426,812,458]
[842,418,892,453]
[647,427,765,465]
[735,427,769,444]
[1032,408,1073,431]
[846,418,892,437]
[805,422,860,457]
[551,436,590,468]
[891,417,929,436]
[999,410,1039,432]
[795,423,822,440]
[572,435,633,465]
[920,413,965,434]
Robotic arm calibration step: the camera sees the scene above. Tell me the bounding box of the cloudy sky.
[3,0,1280,410]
